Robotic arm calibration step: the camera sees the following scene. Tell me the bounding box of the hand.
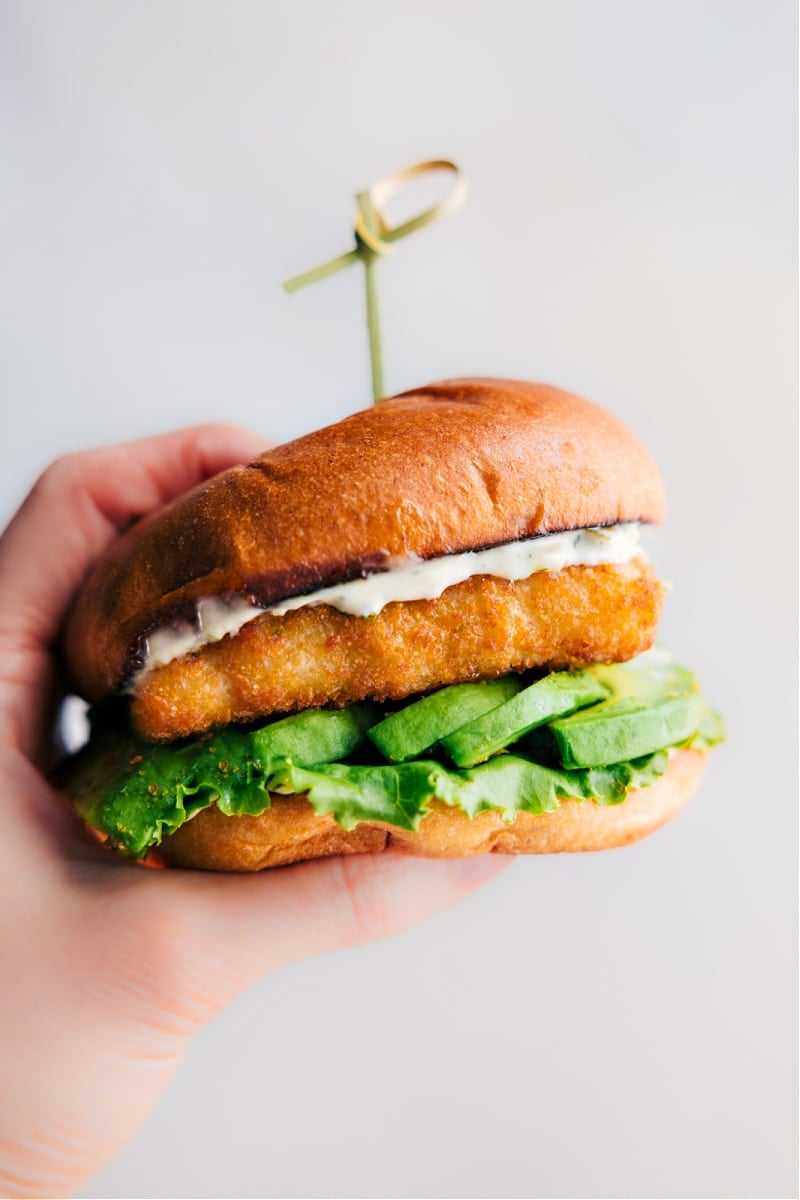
[0,426,506,1198]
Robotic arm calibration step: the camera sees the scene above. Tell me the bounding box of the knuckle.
[34,452,85,500]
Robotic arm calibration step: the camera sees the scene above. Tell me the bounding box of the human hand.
[0,426,506,1198]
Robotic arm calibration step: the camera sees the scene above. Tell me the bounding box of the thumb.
[0,424,270,761]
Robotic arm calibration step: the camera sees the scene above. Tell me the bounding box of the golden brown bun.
[158,749,704,871]
[64,379,664,701]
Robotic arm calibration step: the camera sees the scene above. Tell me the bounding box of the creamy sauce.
[141,523,643,675]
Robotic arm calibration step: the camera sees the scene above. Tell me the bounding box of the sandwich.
[58,378,723,869]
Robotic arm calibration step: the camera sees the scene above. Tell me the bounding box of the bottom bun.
[158,750,706,872]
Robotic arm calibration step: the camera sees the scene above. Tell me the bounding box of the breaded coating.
[131,559,663,741]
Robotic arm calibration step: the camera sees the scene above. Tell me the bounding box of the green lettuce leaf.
[429,751,670,819]
[270,761,439,831]
[61,728,273,857]
[57,650,722,858]
[60,729,673,857]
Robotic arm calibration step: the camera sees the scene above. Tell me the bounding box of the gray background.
[1,1,796,1197]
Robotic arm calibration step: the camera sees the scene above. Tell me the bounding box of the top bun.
[64,378,664,700]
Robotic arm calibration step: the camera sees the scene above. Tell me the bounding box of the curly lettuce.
[57,651,723,857]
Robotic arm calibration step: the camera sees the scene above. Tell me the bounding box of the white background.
[1,2,796,1197]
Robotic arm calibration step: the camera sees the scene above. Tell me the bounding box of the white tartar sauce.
[141,523,643,675]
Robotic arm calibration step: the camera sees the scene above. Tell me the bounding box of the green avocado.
[440,670,609,767]
[367,677,522,763]
[251,703,378,767]
[56,649,722,858]
[545,651,705,768]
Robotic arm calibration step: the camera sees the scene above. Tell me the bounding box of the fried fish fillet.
[131,559,664,741]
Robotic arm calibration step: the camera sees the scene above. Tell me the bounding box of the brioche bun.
[57,377,700,873]
[158,750,705,871]
[64,378,664,701]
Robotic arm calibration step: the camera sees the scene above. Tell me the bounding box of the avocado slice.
[367,677,522,763]
[251,703,378,767]
[441,670,609,768]
[545,651,705,768]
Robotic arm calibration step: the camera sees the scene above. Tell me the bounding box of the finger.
[0,424,270,758]
[0,424,271,642]
[140,853,510,1020]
